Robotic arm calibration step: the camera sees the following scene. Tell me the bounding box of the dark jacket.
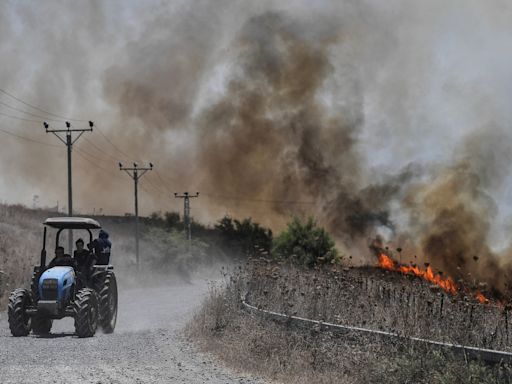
[74,249,94,272]
[93,229,112,265]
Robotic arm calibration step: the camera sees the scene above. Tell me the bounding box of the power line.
[0,88,86,122]
[94,124,138,161]
[0,110,44,123]
[0,87,143,163]
[81,136,125,162]
[201,192,315,205]
[0,100,64,122]
[144,172,168,195]
[0,126,61,147]
[74,149,122,178]
[154,169,174,193]
[153,169,315,205]
[75,144,163,196]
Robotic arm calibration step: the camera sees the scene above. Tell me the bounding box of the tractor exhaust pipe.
[40,226,47,267]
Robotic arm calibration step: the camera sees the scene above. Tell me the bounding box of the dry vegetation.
[0,204,266,310]
[187,260,512,383]
[0,204,47,309]
[0,204,217,309]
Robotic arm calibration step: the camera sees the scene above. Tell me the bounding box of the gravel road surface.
[0,278,266,384]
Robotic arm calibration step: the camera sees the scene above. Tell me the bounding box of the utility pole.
[174,192,199,252]
[119,162,153,269]
[45,121,93,253]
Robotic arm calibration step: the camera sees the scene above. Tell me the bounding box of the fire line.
[377,253,488,302]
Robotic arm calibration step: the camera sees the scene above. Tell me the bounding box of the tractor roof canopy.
[43,217,101,230]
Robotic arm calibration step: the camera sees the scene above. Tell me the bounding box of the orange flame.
[475,291,489,304]
[378,253,395,270]
[378,253,457,295]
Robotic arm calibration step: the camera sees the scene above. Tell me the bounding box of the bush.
[142,226,209,272]
[145,211,182,230]
[273,217,338,267]
[215,216,272,257]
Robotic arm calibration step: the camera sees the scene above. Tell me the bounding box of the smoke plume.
[3,1,512,293]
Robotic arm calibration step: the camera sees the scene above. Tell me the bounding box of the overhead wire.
[0,110,45,124]
[0,87,314,208]
[0,87,86,122]
[0,87,138,160]
[0,126,61,148]
[0,87,165,214]
[80,136,125,162]
[74,145,164,197]
[0,99,64,122]
[93,123,139,162]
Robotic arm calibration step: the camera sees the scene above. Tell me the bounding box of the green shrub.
[215,216,272,257]
[273,217,338,267]
[143,226,208,272]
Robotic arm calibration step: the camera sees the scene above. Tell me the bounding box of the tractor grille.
[41,279,58,300]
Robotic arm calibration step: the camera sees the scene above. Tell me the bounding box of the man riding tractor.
[7,217,118,338]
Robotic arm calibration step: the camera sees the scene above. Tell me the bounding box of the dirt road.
[0,278,266,384]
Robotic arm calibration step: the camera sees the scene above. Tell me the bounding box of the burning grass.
[376,252,497,305]
[187,260,512,383]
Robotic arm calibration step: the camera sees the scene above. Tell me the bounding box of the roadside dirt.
[0,275,267,384]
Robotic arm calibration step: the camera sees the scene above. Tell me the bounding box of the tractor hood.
[39,266,75,302]
[40,266,75,281]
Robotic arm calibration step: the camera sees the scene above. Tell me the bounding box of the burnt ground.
[0,275,267,384]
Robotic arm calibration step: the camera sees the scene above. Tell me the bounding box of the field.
[187,259,512,383]
[0,204,220,310]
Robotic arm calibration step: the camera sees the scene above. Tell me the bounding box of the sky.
[1,0,512,248]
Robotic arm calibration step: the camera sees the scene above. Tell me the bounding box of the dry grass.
[0,204,47,308]
[186,261,512,384]
[0,204,211,309]
[245,260,512,351]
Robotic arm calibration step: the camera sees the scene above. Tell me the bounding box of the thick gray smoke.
[2,1,512,293]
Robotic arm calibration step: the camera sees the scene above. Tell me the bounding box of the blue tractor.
[7,217,118,338]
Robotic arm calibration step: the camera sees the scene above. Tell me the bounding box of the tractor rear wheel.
[32,316,52,335]
[8,289,32,337]
[98,271,118,333]
[74,288,98,338]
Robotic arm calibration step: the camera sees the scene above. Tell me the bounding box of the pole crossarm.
[46,128,93,133]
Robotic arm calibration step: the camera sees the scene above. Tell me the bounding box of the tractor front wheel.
[32,316,53,335]
[74,288,98,338]
[8,289,32,337]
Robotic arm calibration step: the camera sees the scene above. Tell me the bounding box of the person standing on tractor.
[92,229,111,265]
[74,238,95,277]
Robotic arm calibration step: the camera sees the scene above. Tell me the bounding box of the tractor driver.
[74,238,95,276]
[48,246,75,268]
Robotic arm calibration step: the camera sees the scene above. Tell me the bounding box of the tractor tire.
[74,288,98,338]
[32,316,52,335]
[8,289,32,337]
[97,271,118,333]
